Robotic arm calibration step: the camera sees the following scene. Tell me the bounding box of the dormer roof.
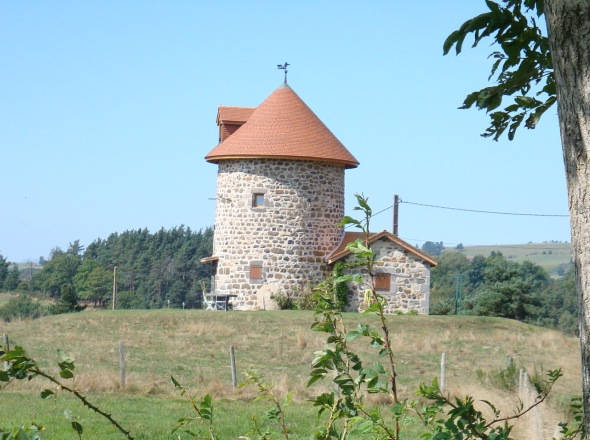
[216,106,255,125]
[205,84,359,169]
[216,106,255,143]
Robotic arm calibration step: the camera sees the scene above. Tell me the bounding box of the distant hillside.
[452,242,572,277]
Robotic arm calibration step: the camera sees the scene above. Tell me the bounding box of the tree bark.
[544,0,590,434]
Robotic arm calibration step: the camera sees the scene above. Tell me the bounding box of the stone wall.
[212,158,346,309]
[342,239,431,314]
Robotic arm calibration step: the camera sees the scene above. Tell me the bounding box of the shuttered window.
[250,264,263,280]
[375,273,390,291]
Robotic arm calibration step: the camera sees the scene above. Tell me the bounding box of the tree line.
[2,227,579,338]
[429,250,578,335]
[1,225,214,319]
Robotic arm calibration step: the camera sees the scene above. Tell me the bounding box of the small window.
[250,264,263,280]
[375,273,390,291]
[252,193,265,208]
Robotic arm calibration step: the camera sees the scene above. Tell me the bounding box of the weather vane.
[277,62,290,84]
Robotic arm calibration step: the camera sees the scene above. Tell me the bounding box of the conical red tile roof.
[205,84,359,168]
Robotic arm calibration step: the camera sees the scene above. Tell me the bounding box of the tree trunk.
[544,0,590,434]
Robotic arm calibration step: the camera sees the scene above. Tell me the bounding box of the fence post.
[119,341,126,388]
[230,345,237,389]
[3,334,9,372]
[440,352,446,394]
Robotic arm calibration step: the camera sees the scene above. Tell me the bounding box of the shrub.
[270,290,295,310]
[0,294,47,322]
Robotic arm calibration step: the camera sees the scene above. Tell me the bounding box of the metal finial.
[277,62,290,84]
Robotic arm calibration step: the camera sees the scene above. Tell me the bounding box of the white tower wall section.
[213,158,345,308]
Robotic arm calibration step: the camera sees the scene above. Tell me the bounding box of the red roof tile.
[205,84,359,168]
[326,231,438,266]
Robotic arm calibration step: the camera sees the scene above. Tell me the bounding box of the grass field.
[452,242,573,276]
[1,309,582,439]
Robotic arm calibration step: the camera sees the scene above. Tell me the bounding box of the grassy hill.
[452,242,573,276]
[1,310,582,438]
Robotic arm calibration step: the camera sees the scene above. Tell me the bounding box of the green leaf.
[71,421,83,435]
[443,30,461,55]
[59,369,74,379]
[307,375,325,387]
[334,275,353,284]
[514,96,540,108]
[57,350,75,365]
[374,362,386,374]
[355,194,372,216]
[345,331,361,341]
[40,389,55,399]
[338,216,361,228]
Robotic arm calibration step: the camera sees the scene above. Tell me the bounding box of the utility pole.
[453,274,463,314]
[112,266,118,310]
[393,194,399,236]
[29,262,33,291]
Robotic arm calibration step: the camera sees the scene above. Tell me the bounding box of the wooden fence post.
[3,334,9,372]
[440,352,446,394]
[230,345,237,389]
[119,341,126,388]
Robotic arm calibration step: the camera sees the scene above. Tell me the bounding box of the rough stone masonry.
[212,158,345,309]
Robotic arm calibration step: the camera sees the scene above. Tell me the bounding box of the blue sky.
[0,1,570,263]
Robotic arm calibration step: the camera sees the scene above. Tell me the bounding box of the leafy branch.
[309,193,403,439]
[416,369,568,439]
[0,345,134,439]
[240,370,292,439]
[444,0,555,140]
[171,376,216,439]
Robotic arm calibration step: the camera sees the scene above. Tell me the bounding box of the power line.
[352,197,570,246]
[399,199,569,218]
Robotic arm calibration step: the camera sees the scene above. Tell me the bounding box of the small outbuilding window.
[375,273,391,292]
[250,263,263,280]
[252,193,265,208]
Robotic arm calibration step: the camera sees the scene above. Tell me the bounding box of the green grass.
[1,391,329,439]
[453,242,572,276]
[1,310,582,438]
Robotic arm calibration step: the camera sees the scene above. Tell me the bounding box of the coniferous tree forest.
[13,226,214,313]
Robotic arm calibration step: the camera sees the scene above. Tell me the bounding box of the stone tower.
[203,83,358,310]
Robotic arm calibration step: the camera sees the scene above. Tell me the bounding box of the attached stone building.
[326,231,437,314]
[202,83,436,313]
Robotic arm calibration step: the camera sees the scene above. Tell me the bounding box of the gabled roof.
[326,231,438,266]
[205,83,359,169]
[216,106,255,125]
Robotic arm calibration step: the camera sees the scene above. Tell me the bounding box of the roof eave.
[204,154,359,169]
[327,231,438,266]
